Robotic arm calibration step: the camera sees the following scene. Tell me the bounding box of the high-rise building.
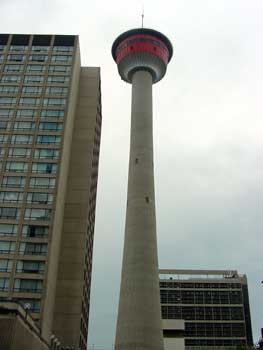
[112,28,173,350]
[160,269,253,350]
[0,33,102,350]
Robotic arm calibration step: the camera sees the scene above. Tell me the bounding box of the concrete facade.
[0,34,102,350]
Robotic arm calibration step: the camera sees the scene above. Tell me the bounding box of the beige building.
[0,34,102,350]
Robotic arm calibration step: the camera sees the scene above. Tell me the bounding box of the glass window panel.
[27,192,53,204]
[29,177,56,189]
[24,75,44,84]
[0,223,18,236]
[32,162,57,174]
[16,260,45,274]
[4,64,23,72]
[22,225,49,237]
[0,259,13,272]
[26,64,46,72]
[43,98,66,107]
[34,149,59,159]
[0,97,16,105]
[32,46,50,52]
[0,86,19,94]
[51,55,72,62]
[1,75,21,83]
[7,54,25,62]
[29,55,48,62]
[19,97,40,106]
[0,109,14,118]
[2,176,26,188]
[5,162,28,172]
[0,134,8,143]
[0,277,10,291]
[11,135,33,144]
[14,278,43,293]
[24,208,51,221]
[0,191,23,203]
[53,46,73,52]
[8,148,31,158]
[19,242,48,255]
[22,86,42,94]
[0,241,16,253]
[36,135,61,144]
[49,65,71,73]
[38,122,63,131]
[10,45,28,52]
[13,122,35,130]
[0,121,10,130]
[45,87,68,95]
[47,76,69,84]
[16,109,38,118]
[0,207,20,219]
[40,110,64,119]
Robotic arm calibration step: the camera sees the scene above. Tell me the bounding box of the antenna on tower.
[141,4,144,28]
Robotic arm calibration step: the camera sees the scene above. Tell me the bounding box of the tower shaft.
[115,71,163,350]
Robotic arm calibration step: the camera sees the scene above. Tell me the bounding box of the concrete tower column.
[115,70,163,350]
[112,28,173,350]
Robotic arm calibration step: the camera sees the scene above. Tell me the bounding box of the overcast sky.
[0,0,262,348]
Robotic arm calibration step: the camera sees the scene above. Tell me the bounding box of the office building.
[160,269,253,350]
[0,34,102,350]
[112,28,173,350]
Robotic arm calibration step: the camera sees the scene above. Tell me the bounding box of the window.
[0,134,8,143]
[22,86,42,94]
[51,55,72,62]
[0,148,4,157]
[0,224,18,236]
[7,54,25,62]
[0,86,19,94]
[0,241,16,253]
[0,54,4,63]
[53,46,73,53]
[19,97,40,106]
[24,208,51,221]
[22,225,49,237]
[29,55,48,62]
[26,64,46,73]
[8,148,31,158]
[34,149,59,159]
[0,259,13,272]
[1,75,21,83]
[24,75,44,84]
[5,161,28,173]
[16,260,45,274]
[18,299,41,313]
[0,97,16,105]
[11,135,32,144]
[0,277,10,291]
[0,121,10,130]
[47,76,69,84]
[38,122,63,131]
[2,176,25,188]
[4,64,23,72]
[14,279,43,293]
[40,110,64,119]
[0,191,23,203]
[0,109,14,118]
[32,162,57,174]
[36,135,61,144]
[0,207,20,219]
[43,98,66,107]
[32,46,50,52]
[13,121,35,130]
[10,45,28,52]
[16,109,38,118]
[49,65,71,73]
[29,177,55,189]
[45,87,68,95]
[27,192,53,204]
[19,242,48,256]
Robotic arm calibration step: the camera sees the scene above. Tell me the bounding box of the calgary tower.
[112,28,173,350]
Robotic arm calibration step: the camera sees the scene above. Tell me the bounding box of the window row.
[0,207,52,220]
[0,241,48,255]
[0,277,43,293]
[1,46,73,53]
[0,134,61,144]
[0,162,58,174]
[0,259,45,274]
[3,54,72,63]
[0,109,64,118]
[1,75,70,84]
[1,64,71,73]
[0,97,66,106]
[0,191,53,204]
[0,121,63,131]
[5,148,59,159]
[2,176,56,189]
[0,86,68,95]
[0,223,49,237]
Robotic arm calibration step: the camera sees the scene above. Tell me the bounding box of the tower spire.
[141,5,144,28]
